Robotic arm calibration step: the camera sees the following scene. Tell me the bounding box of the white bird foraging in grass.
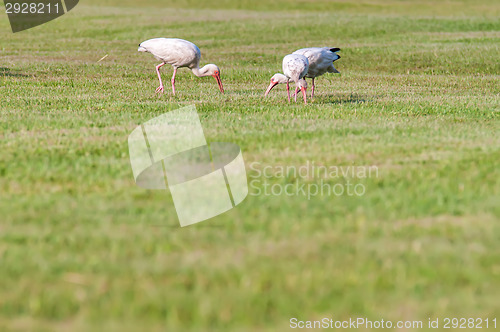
[138,38,224,95]
[292,47,341,98]
[265,54,309,104]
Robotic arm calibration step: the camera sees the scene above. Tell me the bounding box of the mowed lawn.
[0,0,499,331]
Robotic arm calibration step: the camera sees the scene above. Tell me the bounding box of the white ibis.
[292,47,341,98]
[265,54,309,104]
[138,38,224,95]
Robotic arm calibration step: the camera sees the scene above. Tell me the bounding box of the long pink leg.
[155,63,165,93]
[171,67,177,95]
[311,78,315,98]
[294,87,298,102]
[286,81,290,102]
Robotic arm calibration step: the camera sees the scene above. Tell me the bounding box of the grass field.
[1,0,499,330]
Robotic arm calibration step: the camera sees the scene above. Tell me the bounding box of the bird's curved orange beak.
[265,80,278,97]
[301,86,307,104]
[212,71,224,93]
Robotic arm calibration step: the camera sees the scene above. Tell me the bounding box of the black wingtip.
[330,48,341,53]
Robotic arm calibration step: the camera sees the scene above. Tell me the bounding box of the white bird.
[138,38,224,95]
[292,47,341,98]
[265,54,309,104]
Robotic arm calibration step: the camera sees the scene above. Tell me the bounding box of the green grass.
[1,0,499,330]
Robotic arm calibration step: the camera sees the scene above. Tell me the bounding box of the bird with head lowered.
[138,38,224,95]
[265,54,309,104]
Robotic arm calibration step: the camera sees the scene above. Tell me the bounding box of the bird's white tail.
[328,65,340,74]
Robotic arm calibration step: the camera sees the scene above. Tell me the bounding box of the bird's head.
[265,73,288,97]
[205,64,224,93]
[296,79,308,104]
[296,78,307,90]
